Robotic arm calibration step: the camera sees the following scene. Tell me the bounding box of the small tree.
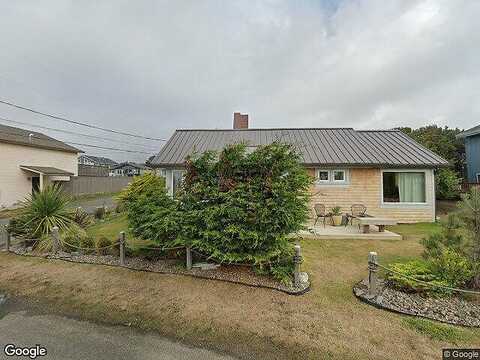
[458,187,480,287]
[435,168,461,200]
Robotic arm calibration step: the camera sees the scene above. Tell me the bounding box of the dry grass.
[0,227,478,359]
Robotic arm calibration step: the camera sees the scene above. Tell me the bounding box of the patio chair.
[345,204,368,227]
[314,203,328,227]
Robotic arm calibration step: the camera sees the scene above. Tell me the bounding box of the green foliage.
[117,173,165,205]
[72,207,95,228]
[330,206,342,216]
[398,125,465,175]
[127,142,311,283]
[15,185,74,238]
[96,236,114,255]
[62,225,95,252]
[420,214,466,259]
[177,142,312,266]
[435,168,461,200]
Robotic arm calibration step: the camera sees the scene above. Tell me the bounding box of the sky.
[0,0,478,162]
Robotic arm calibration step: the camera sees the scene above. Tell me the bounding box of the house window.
[172,170,185,195]
[333,170,345,182]
[382,171,426,203]
[315,169,348,184]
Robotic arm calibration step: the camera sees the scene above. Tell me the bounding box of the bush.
[435,168,461,200]
[62,225,95,253]
[387,260,448,294]
[73,207,95,228]
[15,184,74,238]
[96,236,113,255]
[117,173,165,206]
[94,206,105,219]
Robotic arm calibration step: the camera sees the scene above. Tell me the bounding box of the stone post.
[119,231,125,266]
[51,226,60,254]
[368,251,379,296]
[186,246,192,270]
[293,245,303,287]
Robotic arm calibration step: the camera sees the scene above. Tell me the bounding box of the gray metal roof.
[0,124,81,153]
[151,128,449,168]
[456,124,480,139]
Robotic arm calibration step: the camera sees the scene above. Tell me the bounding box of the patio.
[300,223,402,240]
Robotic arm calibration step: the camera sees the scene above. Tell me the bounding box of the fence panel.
[60,176,131,196]
[78,165,110,177]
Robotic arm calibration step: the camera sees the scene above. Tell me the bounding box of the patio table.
[357,217,397,233]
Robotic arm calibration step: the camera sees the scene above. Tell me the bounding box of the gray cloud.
[0,0,478,162]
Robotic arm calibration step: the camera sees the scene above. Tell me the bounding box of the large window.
[315,169,348,184]
[382,171,426,203]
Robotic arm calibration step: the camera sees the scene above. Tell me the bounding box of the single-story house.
[110,162,151,177]
[456,125,480,183]
[78,155,118,168]
[0,124,81,208]
[150,114,448,223]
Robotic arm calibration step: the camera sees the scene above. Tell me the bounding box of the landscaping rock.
[353,279,480,327]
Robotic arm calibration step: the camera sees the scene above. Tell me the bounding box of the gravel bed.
[9,246,310,295]
[354,279,480,327]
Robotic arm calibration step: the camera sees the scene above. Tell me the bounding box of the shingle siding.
[465,135,480,182]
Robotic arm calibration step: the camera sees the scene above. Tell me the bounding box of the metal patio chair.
[345,204,368,228]
[314,203,329,227]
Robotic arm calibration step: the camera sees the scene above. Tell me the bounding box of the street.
[0,300,235,360]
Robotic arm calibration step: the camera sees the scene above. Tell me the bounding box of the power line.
[0,129,155,154]
[0,116,159,151]
[0,98,167,141]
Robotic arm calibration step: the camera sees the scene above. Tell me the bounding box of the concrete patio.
[300,223,402,240]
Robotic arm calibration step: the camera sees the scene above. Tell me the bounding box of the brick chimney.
[233,112,249,129]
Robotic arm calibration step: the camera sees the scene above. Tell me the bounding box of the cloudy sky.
[0,0,478,162]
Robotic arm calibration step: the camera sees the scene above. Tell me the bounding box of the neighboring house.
[150,113,448,223]
[78,155,117,168]
[0,124,81,208]
[110,162,151,177]
[456,125,480,183]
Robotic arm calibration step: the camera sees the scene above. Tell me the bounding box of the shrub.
[429,249,473,289]
[73,207,95,228]
[94,206,105,219]
[62,225,95,253]
[16,184,74,238]
[435,168,461,200]
[117,173,165,207]
[96,236,113,255]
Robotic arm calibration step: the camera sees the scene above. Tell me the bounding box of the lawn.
[0,222,478,359]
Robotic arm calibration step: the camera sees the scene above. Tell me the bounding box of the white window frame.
[315,169,349,185]
[380,169,429,206]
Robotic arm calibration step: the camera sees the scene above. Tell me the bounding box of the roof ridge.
[175,128,355,132]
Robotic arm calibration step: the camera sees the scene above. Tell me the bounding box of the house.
[456,125,480,183]
[110,162,151,177]
[0,124,81,208]
[78,155,117,168]
[150,113,449,223]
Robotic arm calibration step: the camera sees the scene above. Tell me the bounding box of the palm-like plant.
[20,184,74,238]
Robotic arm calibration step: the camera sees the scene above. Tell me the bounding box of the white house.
[0,124,82,208]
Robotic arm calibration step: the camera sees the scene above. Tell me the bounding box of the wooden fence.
[462,182,479,193]
[78,164,110,177]
[60,176,131,196]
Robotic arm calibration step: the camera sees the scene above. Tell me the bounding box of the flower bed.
[353,279,480,327]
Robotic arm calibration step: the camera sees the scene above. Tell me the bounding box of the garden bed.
[353,279,480,327]
[9,246,310,296]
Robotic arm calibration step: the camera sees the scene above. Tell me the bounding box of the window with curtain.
[383,172,426,203]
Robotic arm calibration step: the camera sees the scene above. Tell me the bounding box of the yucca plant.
[19,184,75,238]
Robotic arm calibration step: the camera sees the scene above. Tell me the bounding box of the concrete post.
[119,231,125,266]
[293,245,302,287]
[368,251,379,296]
[186,246,192,270]
[51,226,60,254]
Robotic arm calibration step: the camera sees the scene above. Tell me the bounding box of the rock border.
[353,279,480,328]
[7,247,310,296]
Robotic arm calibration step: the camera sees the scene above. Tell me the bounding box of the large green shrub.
[435,168,461,200]
[177,143,312,264]
[117,173,165,205]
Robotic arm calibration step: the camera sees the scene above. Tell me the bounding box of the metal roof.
[20,165,74,176]
[456,124,480,139]
[151,128,449,168]
[79,155,118,166]
[0,124,81,153]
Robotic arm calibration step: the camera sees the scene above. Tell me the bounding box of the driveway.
[0,299,234,360]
